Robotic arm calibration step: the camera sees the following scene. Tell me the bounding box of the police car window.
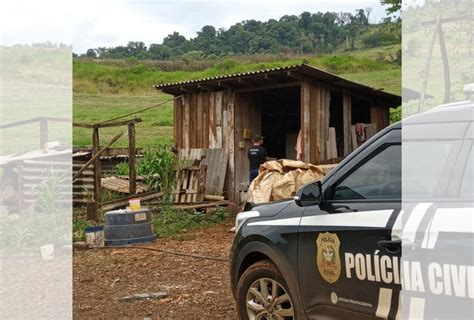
[459,145,473,199]
[333,145,401,201]
[403,141,454,199]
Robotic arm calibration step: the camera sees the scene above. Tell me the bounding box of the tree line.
[80,9,400,61]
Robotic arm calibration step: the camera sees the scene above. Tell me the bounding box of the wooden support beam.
[92,127,101,220]
[128,123,136,196]
[301,83,311,162]
[264,74,281,84]
[73,118,142,129]
[343,89,352,157]
[287,71,306,81]
[0,117,68,130]
[197,83,215,91]
[234,81,301,93]
[217,81,235,90]
[72,122,95,128]
[74,132,124,181]
[96,118,141,128]
[180,86,195,94]
[237,77,253,86]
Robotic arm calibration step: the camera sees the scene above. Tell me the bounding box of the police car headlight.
[235,210,260,233]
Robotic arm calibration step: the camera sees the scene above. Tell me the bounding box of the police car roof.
[402,100,474,125]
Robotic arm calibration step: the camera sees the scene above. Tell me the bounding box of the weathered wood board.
[326,127,338,159]
[202,149,229,196]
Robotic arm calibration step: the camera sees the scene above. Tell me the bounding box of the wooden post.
[419,16,441,112]
[92,126,101,220]
[301,83,311,162]
[343,89,352,157]
[197,157,206,203]
[73,132,124,180]
[128,123,136,196]
[437,21,451,104]
[39,118,48,149]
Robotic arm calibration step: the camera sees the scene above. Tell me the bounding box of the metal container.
[104,208,156,246]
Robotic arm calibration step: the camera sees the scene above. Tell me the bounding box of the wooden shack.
[155,64,400,201]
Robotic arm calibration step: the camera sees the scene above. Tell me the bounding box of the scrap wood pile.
[102,176,148,194]
[248,159,336,204]
[171,148,230,211]
[100,148,231,212]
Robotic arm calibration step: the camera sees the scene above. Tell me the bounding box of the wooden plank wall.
[300,82,330,164]
[233,92,262,200]
[370,105,390,132]
[173,87,391,202]
[174,90,236,200]
[343,88,352,157]
[221,92,235,201]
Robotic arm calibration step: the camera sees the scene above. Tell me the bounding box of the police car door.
[298,128,402,319]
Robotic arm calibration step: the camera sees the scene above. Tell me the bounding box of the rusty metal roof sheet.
[153,64,304,88]
[153,63,400,105]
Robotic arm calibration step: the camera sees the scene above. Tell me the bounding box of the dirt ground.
[73,220,238,319]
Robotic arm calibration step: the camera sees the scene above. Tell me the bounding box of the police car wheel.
[236,260,295,320]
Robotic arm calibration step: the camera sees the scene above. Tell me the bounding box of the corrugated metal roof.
[153,64,304,88]
[154,63,400,104]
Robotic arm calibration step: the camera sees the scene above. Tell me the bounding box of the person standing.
[247,135,268,183]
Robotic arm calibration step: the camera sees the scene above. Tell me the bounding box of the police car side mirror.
[294,181,323,207]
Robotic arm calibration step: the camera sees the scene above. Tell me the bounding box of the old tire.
[236,259,295,320]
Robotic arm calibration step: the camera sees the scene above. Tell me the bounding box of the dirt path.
[73,221,237,319]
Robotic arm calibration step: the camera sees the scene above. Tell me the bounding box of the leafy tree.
[79,9,399,60]
[381,0,401,15]
[85,49,97,58]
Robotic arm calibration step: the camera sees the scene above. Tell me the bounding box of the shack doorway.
[351,96,371,124]
[330,91,344,157]
[260,86,301,160]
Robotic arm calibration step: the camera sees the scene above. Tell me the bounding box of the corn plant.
[115,161,129,175]
[137,146,176,193]
[115,146,176,195]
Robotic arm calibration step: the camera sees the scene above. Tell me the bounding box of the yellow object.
[239,141,245,149]
[243,129,251,139]
[129,198,141,211]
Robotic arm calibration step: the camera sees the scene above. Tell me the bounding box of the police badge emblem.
[316,232,341,284]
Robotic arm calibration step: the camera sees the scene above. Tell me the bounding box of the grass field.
[73,94,174,148]
[73,45,401,148]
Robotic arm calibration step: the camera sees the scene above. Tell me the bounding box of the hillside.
[73,45,401,148]
[79,10,400,61]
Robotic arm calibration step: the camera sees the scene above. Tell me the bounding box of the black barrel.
[104,208,157,246]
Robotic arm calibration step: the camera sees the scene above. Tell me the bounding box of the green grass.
[72,204,229,241]
[73,94,174,147]
[73,45,401,148]
[152,204,229,239]
[73,45,400,95]
[342,68,401,96]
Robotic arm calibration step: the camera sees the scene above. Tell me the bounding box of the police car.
[230,92,473,319]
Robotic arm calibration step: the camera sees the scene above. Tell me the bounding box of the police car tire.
[236,259,295,320]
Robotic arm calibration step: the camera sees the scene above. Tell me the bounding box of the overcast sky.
[1,0,389,53]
